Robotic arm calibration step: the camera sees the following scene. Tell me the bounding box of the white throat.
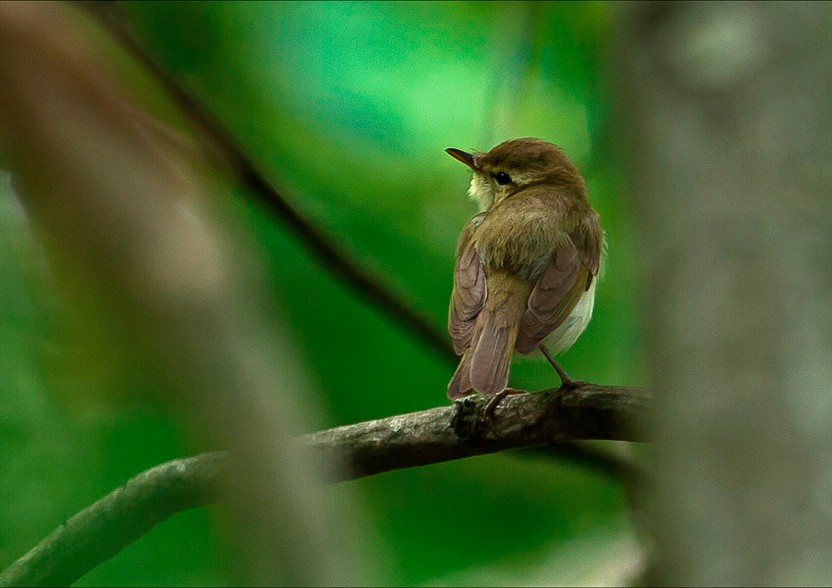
[467,174,493,212]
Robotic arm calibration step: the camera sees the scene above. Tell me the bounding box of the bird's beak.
[445,147,478,170]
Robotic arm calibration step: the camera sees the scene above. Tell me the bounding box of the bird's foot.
[450,388,525,438]
[482,388,524,427]
[538,346,590,392]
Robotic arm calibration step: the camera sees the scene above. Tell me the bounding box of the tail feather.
[469,320,516,396]
[447,272,531,399]
[447,351,473,399]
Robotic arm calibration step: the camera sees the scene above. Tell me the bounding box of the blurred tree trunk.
[616,2,832,584]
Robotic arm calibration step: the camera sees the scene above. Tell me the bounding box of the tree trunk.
[617,2,832,584]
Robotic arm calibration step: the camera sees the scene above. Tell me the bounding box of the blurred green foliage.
[0,1,641,585]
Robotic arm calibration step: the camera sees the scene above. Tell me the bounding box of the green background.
[0,2,642,584]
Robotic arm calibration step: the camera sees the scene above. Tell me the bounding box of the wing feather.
[515,213,602,354]
[571,210,603,289]
[448,221,486,355]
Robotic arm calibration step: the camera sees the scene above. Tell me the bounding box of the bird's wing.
[448,220,486,355]
[515,215,602,354]
[571,209,603,289]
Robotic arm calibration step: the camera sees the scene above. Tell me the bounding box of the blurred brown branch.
[0,384,647,587]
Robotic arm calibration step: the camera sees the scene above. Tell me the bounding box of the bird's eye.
[494,171,511,185]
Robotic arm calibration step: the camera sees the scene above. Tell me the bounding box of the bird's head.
[446,137,586,211]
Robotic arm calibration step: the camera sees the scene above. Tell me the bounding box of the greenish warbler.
[445,137,604,401]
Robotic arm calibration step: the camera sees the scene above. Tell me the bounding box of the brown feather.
[514,208,602,354]
[447,272,530,398]
[448,220,486,355]
[467,272,530,396]
[468,319,514,395]
[515,258,588,353]
[447,350,474,399]
[569,210,603,289]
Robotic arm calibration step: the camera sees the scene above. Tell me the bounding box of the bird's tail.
[447,273,530,399]
[447,350,474,399]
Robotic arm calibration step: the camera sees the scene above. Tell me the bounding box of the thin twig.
[0,385,647,587]
[76,1,455,362]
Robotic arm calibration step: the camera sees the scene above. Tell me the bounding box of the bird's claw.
[451,388,526,438]
[482,388,521,427]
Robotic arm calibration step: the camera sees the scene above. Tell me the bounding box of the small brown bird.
[446,137,603,402]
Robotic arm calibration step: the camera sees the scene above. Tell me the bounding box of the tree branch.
[0,452,229,588]
[0,385,647,587]
[311,384,647,481]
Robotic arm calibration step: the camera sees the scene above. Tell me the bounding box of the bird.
[445,137,603,405]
